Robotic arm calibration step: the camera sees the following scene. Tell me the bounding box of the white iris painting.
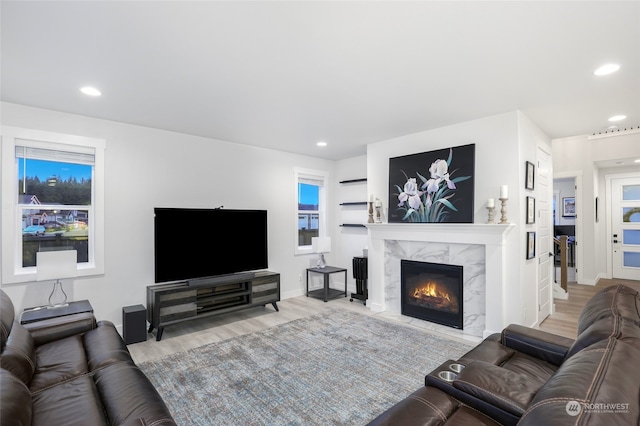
[389,144,475,223]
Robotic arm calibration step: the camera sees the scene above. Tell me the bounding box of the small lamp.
[36,250,77,308]
[311,237,331,269]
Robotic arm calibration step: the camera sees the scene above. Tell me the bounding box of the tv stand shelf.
[147,271,280,341]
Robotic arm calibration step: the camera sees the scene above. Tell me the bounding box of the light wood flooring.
[128,278,640,364]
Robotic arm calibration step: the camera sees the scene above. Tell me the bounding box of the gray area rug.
[138,309,474,425]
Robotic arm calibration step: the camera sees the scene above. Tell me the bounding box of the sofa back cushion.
[565,285,640,360]
[0,368,32,426]
[0,321,36,386]
[577,285,640,334]
[0,290,15,352]
[519,338,640,426]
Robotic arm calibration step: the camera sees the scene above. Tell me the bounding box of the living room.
[1,2,640,425]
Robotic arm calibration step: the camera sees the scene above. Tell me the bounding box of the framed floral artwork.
[525,161,535,190]
[526,231,536,259]
[388,143,475,223]
[526,196,535,224]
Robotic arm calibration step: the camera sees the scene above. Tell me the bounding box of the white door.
[611,177,640,280]
[537,147,553,320]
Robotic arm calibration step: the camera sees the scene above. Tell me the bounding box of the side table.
[306,266,348,302]
[20,300,93,325]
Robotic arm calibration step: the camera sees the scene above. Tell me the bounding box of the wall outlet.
[298,274,302,282]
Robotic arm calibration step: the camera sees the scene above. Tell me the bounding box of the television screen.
[154,208,268,283]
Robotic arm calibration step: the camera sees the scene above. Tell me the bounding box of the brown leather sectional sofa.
[0,290,176,426]
[367,284,640,425]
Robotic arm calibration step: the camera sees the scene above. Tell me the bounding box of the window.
[1,127,105,283]
[294,168,328,255]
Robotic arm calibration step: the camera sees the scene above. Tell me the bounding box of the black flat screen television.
[154,207,268,284]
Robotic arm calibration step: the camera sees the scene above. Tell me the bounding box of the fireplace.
[401,260,463,329]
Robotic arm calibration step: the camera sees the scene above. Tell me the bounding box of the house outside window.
[1,127,105,283]
[294,168,328,255]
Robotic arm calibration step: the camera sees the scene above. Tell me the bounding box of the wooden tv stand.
[147,271,280,341]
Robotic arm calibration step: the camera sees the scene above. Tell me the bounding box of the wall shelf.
[339,178,367,184]
[339,202,368,206]
[340,224,367,228]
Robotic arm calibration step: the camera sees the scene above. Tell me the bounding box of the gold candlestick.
[499,198,508,224]
[368,202,374,223]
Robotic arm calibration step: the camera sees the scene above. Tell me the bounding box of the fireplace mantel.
[366,222,515,338]
[366,223,512,245]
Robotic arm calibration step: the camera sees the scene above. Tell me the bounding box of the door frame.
[605,171,640,279]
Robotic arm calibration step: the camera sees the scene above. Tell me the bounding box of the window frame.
[1,126,105,284]
[294,167,329,256]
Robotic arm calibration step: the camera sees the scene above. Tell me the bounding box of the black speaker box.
[122,304,147,345]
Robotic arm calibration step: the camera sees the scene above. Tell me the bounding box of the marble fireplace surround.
[366,223,513,338]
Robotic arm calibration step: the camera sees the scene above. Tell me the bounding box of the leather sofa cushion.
[577,285,640,334]
[453,361,544,416]
[0,321,36,386]
[519,338,640,426]
[566,314,640,360]
[84,321,136,370]
[30,334,88,393]
[0,368,32,426]
[94,363,177,426]
[0,291,15,352]
[31,374,108,426]
[366,385,501,425]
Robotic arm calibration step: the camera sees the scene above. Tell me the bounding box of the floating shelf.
[339,178,367,184]
[340,224,367,228]
[339,202,368,206]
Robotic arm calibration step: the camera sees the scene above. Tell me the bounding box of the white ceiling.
[1,1,639,161]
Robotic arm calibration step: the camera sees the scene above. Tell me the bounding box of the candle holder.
[368,202,374,223]
[486,206,495,224]
[499,198,509,224]
[375,205,382,223]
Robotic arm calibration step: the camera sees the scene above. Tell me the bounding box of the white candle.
[500,185,508,199]
[370,194,374,202]
[487,198,494,208]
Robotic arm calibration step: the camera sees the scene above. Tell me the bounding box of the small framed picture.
[562,197,576,217]
[525,161,535,190]
[526,196,535,224]
[526,231,536,259]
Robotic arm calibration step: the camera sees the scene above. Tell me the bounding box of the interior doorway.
[553,177,577,283]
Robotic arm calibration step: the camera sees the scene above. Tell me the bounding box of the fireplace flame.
[410,280,459,314]
[413,281,451,302]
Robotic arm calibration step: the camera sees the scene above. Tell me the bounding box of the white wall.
[1,102,335,328]
[553,131,640,284]
[333,155,368,294]
[365,111,547,327]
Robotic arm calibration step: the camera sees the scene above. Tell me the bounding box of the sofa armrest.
[452,361,539,417]
[23,312,96,346]
[501,324,574,366]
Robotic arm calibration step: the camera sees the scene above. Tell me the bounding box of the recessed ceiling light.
[594,63,620,76]
[634,159,640,163]
[316,141,327,147]
[80,86,101,96]
[608,115,627,122]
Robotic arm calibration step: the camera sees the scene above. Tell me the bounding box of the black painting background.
[388,143,475,223]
